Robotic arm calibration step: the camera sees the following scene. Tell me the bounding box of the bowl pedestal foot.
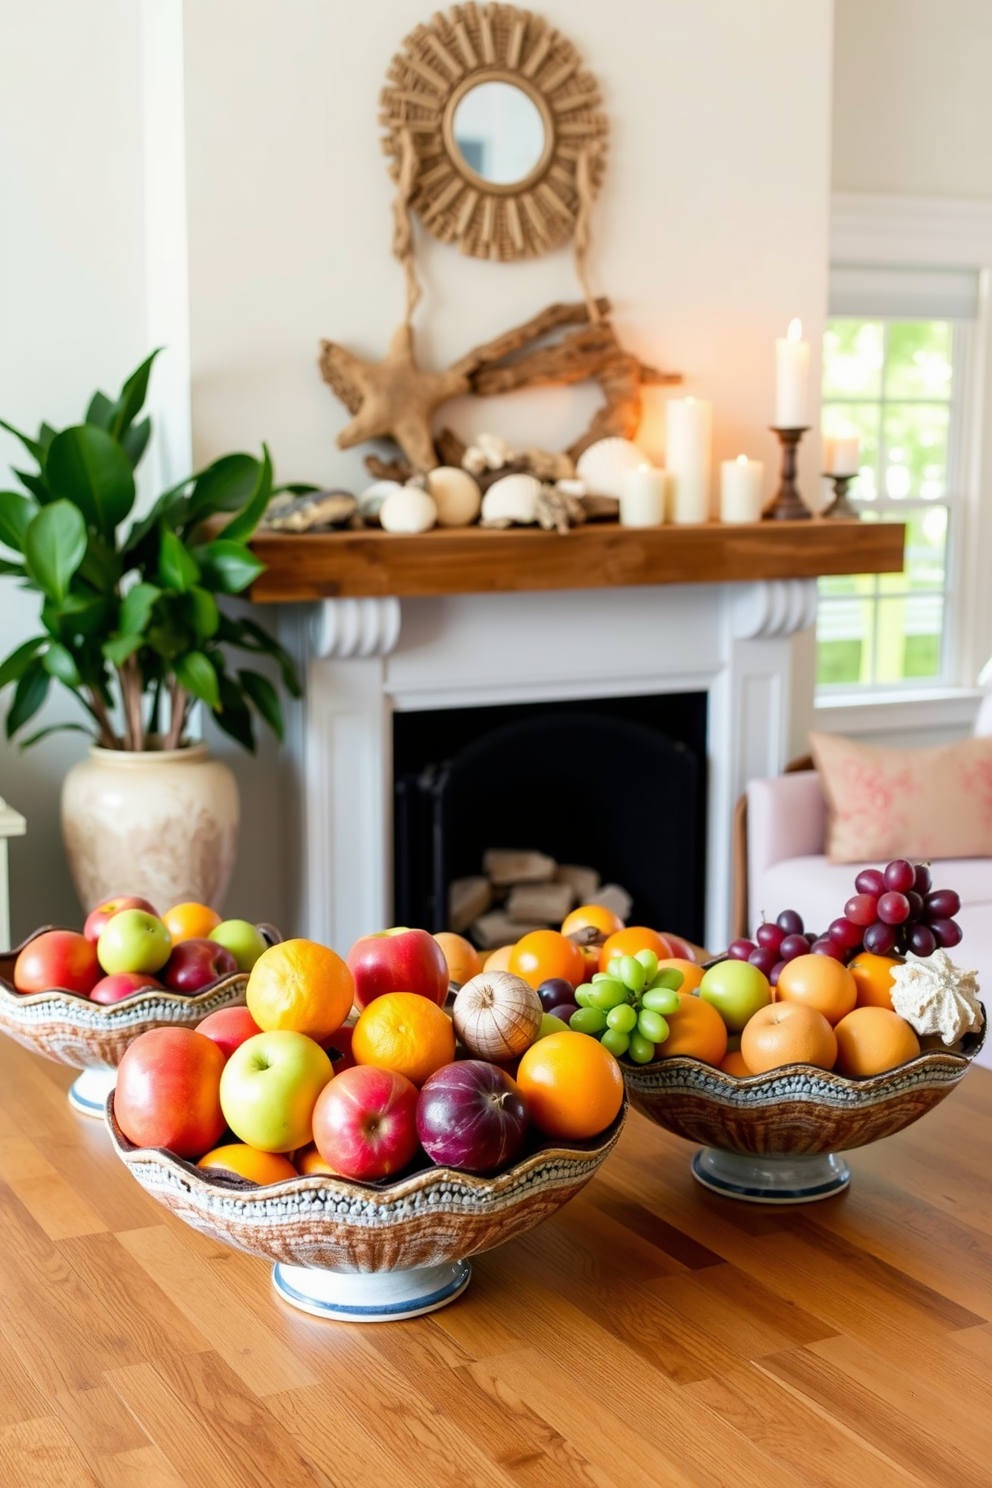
[68,1066,117,1118]
[271,1259,472,1322]
[691,1147,850,1204]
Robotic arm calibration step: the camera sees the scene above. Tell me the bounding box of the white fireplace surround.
[281,580,817,956]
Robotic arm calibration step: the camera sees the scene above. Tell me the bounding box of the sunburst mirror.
[380,3,609,262]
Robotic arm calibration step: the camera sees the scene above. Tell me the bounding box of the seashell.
[358,480,403,520]
[462,432,516,475]
[452,972,543,1061]
[889,950,983,1045]
[525,447,575,482]
[262,489,357,532]
[576,437,649,498]
[480,472,541,525]
[556,477,586,498]
[425,466,481,527]
[379,487,437,534]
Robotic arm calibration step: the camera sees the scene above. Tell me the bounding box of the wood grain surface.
[248,519,906,602]
[1,1034,989,1488]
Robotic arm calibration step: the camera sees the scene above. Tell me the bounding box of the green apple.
[535,1012,570,1040]
[208,919,268,972]
[97,909,172,975]
[220,1031,333,1152]
[698,960,771,1032]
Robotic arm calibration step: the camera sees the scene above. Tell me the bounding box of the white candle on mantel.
[775,318,810,427]
[824,427,861,476]
[720,454,764,523]
[666,397,712,523]
[620,463,665,527]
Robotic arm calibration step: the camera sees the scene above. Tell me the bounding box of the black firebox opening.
[393,692,708,946]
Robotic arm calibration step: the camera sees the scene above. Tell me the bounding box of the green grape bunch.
[569,951,683,1062]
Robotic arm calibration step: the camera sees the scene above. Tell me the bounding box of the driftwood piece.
[507,881,576,925]
[364,453,413,483]
[448,876,492,934]
[471,910,546,950]
[451,297,612,377]
[434,427,468,469]
[483,849,557,887]
[556,864,601,902]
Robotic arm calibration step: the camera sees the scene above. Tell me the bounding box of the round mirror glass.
[451,80,547,186]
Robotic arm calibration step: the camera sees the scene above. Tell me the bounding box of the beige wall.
[833,0,992,197]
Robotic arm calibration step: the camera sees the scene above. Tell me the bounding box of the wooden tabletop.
[248,518,906,602]
[1,1035,989,1488]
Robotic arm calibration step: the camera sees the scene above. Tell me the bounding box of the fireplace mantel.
[250,518,904,602]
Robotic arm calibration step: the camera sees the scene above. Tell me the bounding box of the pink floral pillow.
[809,730,992,863]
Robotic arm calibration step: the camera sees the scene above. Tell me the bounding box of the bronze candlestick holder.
[822,472,859,518]
[765,426,811,520]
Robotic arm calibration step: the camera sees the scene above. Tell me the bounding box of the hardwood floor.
[0,1036,989,1487]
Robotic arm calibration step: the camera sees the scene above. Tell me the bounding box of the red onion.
[416,1060,527,1175]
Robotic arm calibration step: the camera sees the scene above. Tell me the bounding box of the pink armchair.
[741,759,992,1071]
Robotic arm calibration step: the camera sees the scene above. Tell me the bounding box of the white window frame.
[815,194,992,737]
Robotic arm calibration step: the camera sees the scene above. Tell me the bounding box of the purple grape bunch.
[727,909,818,987]
[838,860,962,960]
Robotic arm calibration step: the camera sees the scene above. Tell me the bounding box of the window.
[815,264,978,692]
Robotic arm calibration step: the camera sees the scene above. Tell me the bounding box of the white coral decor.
[889,950,983,1046]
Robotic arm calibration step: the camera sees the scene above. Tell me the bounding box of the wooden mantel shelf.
[249,517,905,602]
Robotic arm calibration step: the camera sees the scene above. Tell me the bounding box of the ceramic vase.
[61,743,239,913]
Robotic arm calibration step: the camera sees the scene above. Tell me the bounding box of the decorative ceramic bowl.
[105,1094,626,1323]
[623,1012,985,1205]
[0,927,272,1116]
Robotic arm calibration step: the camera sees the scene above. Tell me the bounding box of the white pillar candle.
[823,430,860,476]
[620,464,665,527]
[665,397,712,523]
[720,454,764,523]
[774,318,810,427]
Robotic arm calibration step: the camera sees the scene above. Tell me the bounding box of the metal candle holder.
[822,472,858,518]
[765,426,811,520]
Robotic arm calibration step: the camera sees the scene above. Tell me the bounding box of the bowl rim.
[0,924,279,1014]
[105,1088,627,1207]
[620,1001,986,1097]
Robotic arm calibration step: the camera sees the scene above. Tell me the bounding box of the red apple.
[311,1064,420,1180]
[195,1005,263,1061]
[318,1022,356,1073]
[114,1027,226,1157]
[83,895,158,944]
[13,930,100,996]
[347,928,449,1011]
[162,938,238,994]
[90,971,163,1005]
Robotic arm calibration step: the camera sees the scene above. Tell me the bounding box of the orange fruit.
[654,991,728,1065]
[433,931,481,986]
[516,1030,623,1141]
[509,930,586,991]
[561,903,625,938]
[599,927,674,975]
[351,991,455,1086]
[295,1143,341,1176]
[740,1002,838,1073]
[655,958,704,994]
[163,901,222,944]
[847,952,903,1011]
[246,939,354,1044]
[833,1006,921,1077]
[196,1143,297,1184]
[484,946,514,973]
[720,1049,752,1077]
[775,954,857,1025]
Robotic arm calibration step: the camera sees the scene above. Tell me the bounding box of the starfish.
[319,322,469,473]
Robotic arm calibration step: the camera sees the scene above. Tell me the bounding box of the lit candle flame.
[787,318,803,341]
[736,454,748,465]
[638,462,650,471]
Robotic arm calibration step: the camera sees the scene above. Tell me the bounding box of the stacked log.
[448,850,632,948]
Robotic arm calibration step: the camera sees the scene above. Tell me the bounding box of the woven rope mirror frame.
[380,3,608,263]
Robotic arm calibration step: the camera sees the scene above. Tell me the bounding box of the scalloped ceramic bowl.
[0,927,271,1116]
[106,1093,626,1322]
[623,1011,985,1205]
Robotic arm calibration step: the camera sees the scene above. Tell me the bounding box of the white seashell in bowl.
[380,487,438,533]
[481,473,541,525]
[358,480,403,520]
[576,437,649,498]
[426,466,481,527]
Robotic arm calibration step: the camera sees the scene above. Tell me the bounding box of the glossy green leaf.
[37,423,57,455]
[0,417,44,466]
[119,582,160,635]
[121,476,191,558]
[214,671,256,752]
[77,532,121,592]
[85,390,115,431]
[42,642,81,687]
[18,721,93,748]
[0,556,24,575]
[175,649,219,708]
[185,586,219,639]
[6,662,50,738]
[192,539,265,595]
[23,501,88,602]
[47,593,112,639]
[46,425,136,533]
[0,636,47,689]
[158,527,200,593]
[110,350,160,440]
[186,454,260,522]
[120,416,151,469]
[239,668,283,740]
[103,633,143,666]
[12,468,50,503]
[0,491,40,553]
[221,444,273,544]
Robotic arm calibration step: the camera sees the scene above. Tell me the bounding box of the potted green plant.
[0,352,301,913]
